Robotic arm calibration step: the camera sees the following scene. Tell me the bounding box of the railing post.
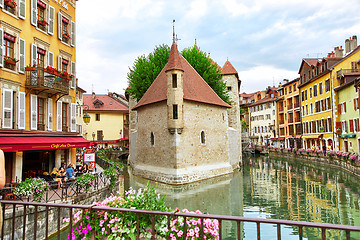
[277,223,281,240]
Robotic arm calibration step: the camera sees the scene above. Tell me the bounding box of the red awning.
[93,138,129,144]
[0,135,90,152]
[278,137,285,140]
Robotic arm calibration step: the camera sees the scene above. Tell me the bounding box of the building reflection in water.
[126,155,360,239]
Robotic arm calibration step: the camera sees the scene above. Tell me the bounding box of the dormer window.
[172,74,177,88]
[95,103,100,109]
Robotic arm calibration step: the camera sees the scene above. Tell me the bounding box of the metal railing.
[0,173,111,203]
[1,200,360,240]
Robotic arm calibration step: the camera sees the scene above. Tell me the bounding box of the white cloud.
[239,65,298,93]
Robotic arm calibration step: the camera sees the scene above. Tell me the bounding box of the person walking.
[0,150,5,235]
[322,145,327,156]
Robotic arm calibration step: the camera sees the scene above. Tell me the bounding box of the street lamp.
[92,132,95,146]
[78,104,91,125]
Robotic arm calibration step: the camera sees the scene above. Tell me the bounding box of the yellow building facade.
[0,0,89,183]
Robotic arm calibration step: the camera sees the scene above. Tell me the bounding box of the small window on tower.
[201,131,206,144]
[173,104,178,119]
[150,132,155,146]
[227,86,232,91]
[172,74,177,88]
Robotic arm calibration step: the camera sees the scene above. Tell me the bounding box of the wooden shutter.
[31,0,37,26]
[48,98,53,131]
[70,21,75,46]
[58,55,62,71]
[58,12,62,40]
[357,118,360,132]
[344,102,347,113]
[338,104,341,114]
[70,103,76,132]
[0,28,3,68]
[30,94,37,130]
[56,101,62,131]
[2,89,13,129]
[31,43,37,66]
[48,51,53,67]
[70,61,75,88]
[349,119,354,132]
[18,92,25,129]
[19,38,25,74]
[48,5,55,35]
[19,0,26,19]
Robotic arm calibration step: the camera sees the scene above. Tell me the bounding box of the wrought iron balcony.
[337,68,360,79]
[25,67,69,95]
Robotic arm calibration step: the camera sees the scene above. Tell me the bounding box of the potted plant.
[14,178,49,202]
[4,56,18,65]
[63,32,71,39]
[5,0,17,8]
[75,173,97,193]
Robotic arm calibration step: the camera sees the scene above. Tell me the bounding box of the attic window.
[172,74,177,88]
[110,102,113,105]
[95,103,100,109]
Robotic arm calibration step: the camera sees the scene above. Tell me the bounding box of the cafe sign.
[53,0,69,10]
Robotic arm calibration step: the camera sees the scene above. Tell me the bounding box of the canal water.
[127,154,360,239]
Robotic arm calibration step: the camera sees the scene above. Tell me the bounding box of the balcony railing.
[337,68,360,79]
[25,67,69,95]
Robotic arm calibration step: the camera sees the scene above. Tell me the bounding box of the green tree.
[127,44,231,104]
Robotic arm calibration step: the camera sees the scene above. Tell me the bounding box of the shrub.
[14,178,49,202]
[75,173,97,193]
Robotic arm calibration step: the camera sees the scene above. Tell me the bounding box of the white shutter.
[70,61,75,88]
[70,21,75,46]
[30,94,37,130]
[56,101,62,131]
[70,103,76,132]
[2,89,13,129]
[48,5,55,35]
[31,0,37,26]
[18,92,25,129]
[0,28,3,68]
[58,12,62,40]
[31,43,37,66]
[58,55,62,71]
[48,98,53,131]
[19,0,26,19]
[19,38,25,74]
[0,0,3,8]
[48,51,53,67]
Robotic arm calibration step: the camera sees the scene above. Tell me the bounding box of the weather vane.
[172,20,180,44]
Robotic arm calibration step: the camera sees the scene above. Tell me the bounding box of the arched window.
[201,131,206,144]
[150,132,154,146]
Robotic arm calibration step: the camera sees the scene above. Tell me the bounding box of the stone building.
[129,42,242,184]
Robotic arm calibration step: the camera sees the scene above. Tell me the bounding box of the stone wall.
[132,100,234,184]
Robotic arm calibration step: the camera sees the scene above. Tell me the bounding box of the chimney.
[350,35,358,52]
[345,38,350,54]
[92,92,95,99]
[334,46,343,57]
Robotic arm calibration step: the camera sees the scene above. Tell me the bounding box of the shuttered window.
[48,5,55,35]
[58,55,62,71]
[57,12,62,40]
[349,119,354,132]
[2,89,13,129]
[0,28,3,68]
[70,21,75,46]
[48,98,53,131]
[31,0,38,26]
[70,61,75,88]
[31,43,37,66]
[19,38,25,74]
[19,0,26,19]
[70,103,76,132]
[56,101,62,131]
[48,51,53,67]
[30,94,38,130]
[18,92,25,129]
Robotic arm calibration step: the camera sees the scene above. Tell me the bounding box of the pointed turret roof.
[221,60,239,80]
[133,43,230,110]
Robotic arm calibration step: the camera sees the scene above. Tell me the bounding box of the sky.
[76,0,360,95]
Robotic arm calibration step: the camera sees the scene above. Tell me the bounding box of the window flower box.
[4,57,18,65]
[25,66,37,71]
[63,32,71,39]
[5,0,17,8]
[38,19,49,26]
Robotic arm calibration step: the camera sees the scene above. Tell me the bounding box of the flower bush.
[14,178,49,202]
[103,166,118,190]
[169,209,220,239]
[64,183,170,240]
[75,173,97,193]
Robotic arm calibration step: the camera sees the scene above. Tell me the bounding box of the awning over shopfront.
[278,137,285,140]
[0,134,91,152]
[302,134,322,139]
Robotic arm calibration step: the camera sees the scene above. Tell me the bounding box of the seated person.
[82,164,89,174]
[88,163,95,173]
[50,168,62,188]
[65,164,76,180]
